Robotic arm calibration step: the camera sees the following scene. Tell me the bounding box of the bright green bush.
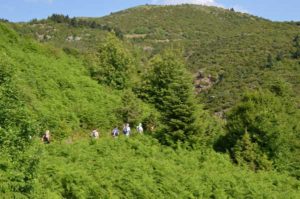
[90,33,133,90]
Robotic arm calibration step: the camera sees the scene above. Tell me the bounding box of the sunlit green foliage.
[0,22,125,139]
[90,34,133,89]
[0,54,35,153]
[2,137,300,198]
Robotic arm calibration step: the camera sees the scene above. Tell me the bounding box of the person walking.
[136,123,143,134]
[91,129,100,139]
[42,130,51,144]
[112,127,119,138]
[123,123,131,137]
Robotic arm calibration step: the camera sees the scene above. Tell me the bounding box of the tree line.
[30,14,124,39]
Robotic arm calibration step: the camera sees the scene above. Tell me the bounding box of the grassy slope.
[30,136,300,198]
[0,22,123,138]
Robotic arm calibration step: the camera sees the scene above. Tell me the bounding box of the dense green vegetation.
[216,91,300,176]
[2,137,300,198]
[138,51,221,147]
[0,22,153,139]
[0,4,300,198]
[14,5,300,112]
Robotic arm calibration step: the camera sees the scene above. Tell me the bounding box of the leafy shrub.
[217,90,300,174]
[90,34,133,90]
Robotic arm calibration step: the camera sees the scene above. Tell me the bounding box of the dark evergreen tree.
[141,51,210,147]
[292,35,300,59]
[275,51,284,61]
[90,21,97,29]
[265,54,274,68]
[233,131,272,170]
[70,18,78,27]
[48,14,70,23]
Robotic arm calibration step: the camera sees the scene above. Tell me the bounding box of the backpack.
[43,135,50,143]
[112,129,119,136]
[123,126,130,135]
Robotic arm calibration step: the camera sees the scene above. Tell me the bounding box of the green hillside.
[14,5,300,112]
[0,22,152,138]
[0,5,300,198]
[93,5,300,110]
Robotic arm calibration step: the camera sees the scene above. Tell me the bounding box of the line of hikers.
[41,123,144,143]
[91,123,144,139]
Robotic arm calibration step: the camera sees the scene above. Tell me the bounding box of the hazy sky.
[0,0,299,22]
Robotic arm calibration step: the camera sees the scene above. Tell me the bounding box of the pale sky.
[0,0,299,22]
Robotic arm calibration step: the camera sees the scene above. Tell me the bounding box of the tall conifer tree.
[141,51,202,147]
